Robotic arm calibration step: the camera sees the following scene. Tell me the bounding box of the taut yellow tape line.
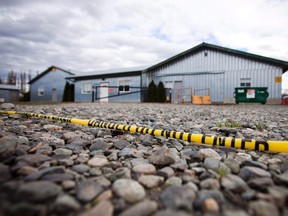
[1,110,288,153]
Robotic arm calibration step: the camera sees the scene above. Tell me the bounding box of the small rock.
[88,155,109,167]
[62,180,76,190]
[200,178,220,190]
[221,174,249,193]
[249,200,279,216]
[1,103,15,110]
[241,160,268,170]
[75,153,90,164]
[130,158,149,166]
[0,163,11,183]
[138,175,164,188]
[248,177,273,191]
[41,173,73,182]
[234,153,252,163]
[160,186,196,211]
[25,166,65,181]
[153,209,191,216]
[113,140,130,150]
[165,176,182,187]
[119,200,158,216]
[273,171,288,186]
[43,124,62,131]
[109,167,131,182]
[79,200,114,216]
[194,189,225,209]
[17,181,62,202]
[52,194,81,214]
[90,140,109,151]
[198,148,222,160]
[76,180,104,203]
[53,148,73,156]
[8,202,46,216]
[16,165,39,176]
[132,163,156,174]
[239,166,271,181]
[16,154,51,166]
[0,135,17,161]
[156,166,175,179]
[202,198,219,213]
[148,145,176,165]
[224,158,240,174]
[204,157,231,174]
[72,164,90,174]
[112,179,146,203]
[268,186,288,208]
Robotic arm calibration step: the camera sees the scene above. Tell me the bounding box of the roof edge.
[147,42,288,71]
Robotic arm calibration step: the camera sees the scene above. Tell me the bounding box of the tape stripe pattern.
[0,110,287,153]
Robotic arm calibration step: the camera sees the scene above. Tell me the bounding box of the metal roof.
[0,84,20,91]
[29,65,76,84]
[67,65,150,80]
[148,42,288,72]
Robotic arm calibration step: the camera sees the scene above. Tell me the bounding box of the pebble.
[79,200,114,216]
[132,163,156,174]
[88,155,109,167]
[148,145,176,165]
[1,103,15,109]
[249,200,280,216]
[200,178,220,190]
[204,157,231,174]
[119,200,158,216]
[52,194,81,214]
[160,185,196,211]
[202,197,219,213]
[112,179,146,203]
[198,148,222,160]
[1,103,288,215]
[138,175,164,188]
[17,181,62,202]
[221,174,249,192]
[239,166,271,181]
[113,140,130,149]
[90,139,109,151]
[234,152,252,163]
[76,180,104,203]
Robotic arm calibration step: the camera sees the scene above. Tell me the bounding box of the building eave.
[147,42,288,71]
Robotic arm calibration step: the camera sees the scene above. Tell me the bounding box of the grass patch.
[217,121,241,128]
[215,164,230,177]
[255,123,268,131]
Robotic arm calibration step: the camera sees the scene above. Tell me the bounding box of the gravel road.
[0,102,288,216]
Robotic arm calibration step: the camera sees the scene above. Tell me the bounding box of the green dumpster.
[234,87,269,104]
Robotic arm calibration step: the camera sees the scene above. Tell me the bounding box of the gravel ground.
[0,102,288,216]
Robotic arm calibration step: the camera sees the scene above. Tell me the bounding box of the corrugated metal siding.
[30,69,68,102]
[74,75,141,102]
[148,49,283,103]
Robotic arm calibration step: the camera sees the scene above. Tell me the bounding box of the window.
[240,78,251,87]
[119,80,130,93]
[38,87,44,96]
[81,82,92,94]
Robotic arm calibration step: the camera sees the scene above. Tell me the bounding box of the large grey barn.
[145,43,288,104]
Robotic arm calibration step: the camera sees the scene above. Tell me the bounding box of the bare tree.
[7,70,16,85]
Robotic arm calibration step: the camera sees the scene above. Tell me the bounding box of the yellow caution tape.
[1,110,288,153]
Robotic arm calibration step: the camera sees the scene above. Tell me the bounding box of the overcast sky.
[1,0,288,82]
